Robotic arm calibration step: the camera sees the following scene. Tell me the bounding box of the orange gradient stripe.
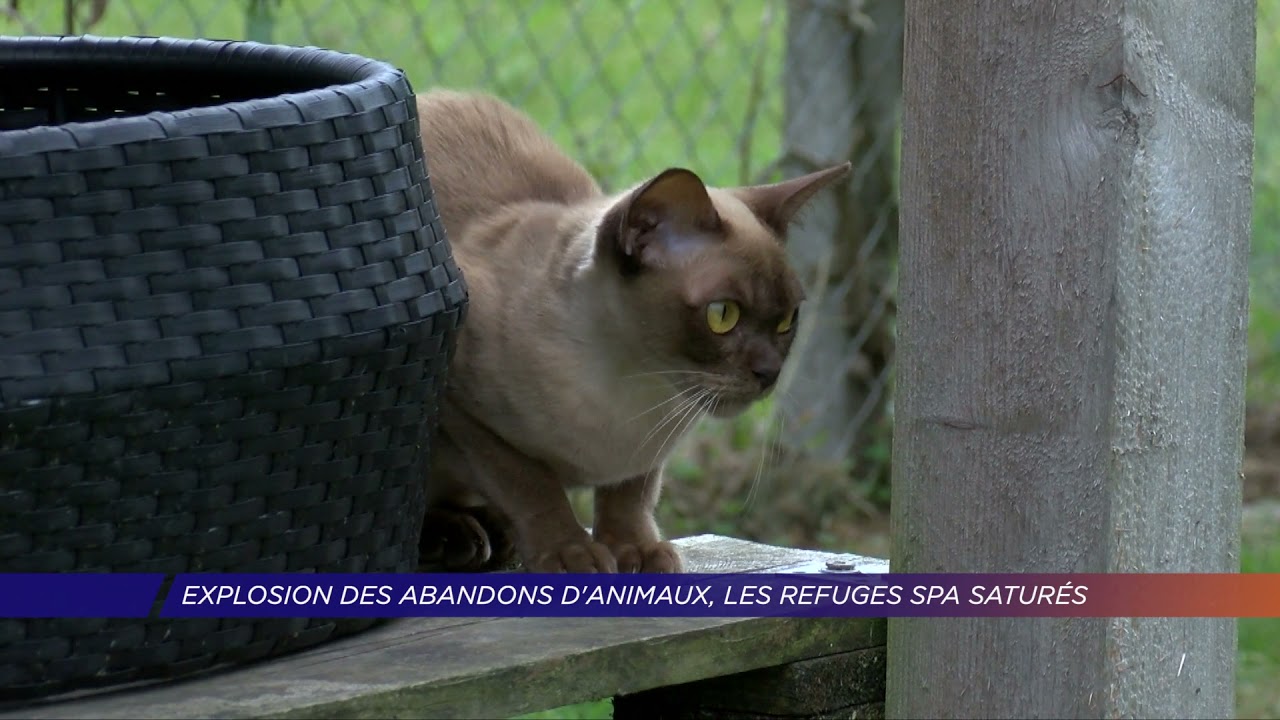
[1082,574,1280,617]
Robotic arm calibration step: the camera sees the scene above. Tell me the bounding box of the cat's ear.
[599,167,723,274]
[734,162,852,237]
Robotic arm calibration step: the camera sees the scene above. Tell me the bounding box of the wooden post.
[888,1,1255,718]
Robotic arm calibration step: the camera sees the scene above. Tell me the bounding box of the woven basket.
[0,35,466,699]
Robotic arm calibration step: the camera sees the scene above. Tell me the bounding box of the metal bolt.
[824,559,859,572]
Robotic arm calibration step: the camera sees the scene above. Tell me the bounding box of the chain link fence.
[13,1,1280,534]
[1,1,869,192]
[7,1,1280,529]
[3,0,904,548]
[1245,3,1280,504]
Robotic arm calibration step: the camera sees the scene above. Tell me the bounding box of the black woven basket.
[0,35,466,699]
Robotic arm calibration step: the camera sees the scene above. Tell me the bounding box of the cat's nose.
[752,364,780,390]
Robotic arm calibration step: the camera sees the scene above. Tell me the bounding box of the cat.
[414,89,849,573]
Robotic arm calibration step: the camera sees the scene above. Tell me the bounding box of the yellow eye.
[777,308,798,334]
[705,300,740,334]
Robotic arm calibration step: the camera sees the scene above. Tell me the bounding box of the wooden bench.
[2,535,888,720]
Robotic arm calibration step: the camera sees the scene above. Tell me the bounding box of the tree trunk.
[888,0,1254,717]
[777,0,903,468]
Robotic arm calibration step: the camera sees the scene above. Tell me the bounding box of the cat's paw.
[420,508,496,571]
[527,540,618,573]
[611,541,683,573]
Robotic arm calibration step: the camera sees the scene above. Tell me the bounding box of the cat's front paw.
[610,541,683,573]
[527,539,618,573]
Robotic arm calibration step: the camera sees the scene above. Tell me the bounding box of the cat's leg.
[592,470,683,573]
[440,401,617,573]
[421,430,513,571]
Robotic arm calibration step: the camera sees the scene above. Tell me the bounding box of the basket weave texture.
[0,34,466,699]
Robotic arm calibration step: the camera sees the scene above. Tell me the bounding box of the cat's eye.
[777,308,798,334]
[706,301,740,334]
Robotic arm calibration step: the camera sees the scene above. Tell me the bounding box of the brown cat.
[415,89,849,573]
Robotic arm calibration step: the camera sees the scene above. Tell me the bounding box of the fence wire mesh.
[1245,2,1280,506]
[2,0,904,547]
[6,1,819,191]
[13,2,1278,540]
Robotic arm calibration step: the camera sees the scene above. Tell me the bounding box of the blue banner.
[0,572,1107,619]
[2,572,1268,619]
[0,573,165,617]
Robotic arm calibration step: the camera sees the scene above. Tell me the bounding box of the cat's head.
[595,162,850,418]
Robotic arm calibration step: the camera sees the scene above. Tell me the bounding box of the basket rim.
[0,34,413,153]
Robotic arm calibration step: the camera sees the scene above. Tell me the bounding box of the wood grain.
[889,0,1254,717]
[3,535,887,720]
[614,646,886,719]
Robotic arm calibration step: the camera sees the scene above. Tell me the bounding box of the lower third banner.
[2,573,1278,619]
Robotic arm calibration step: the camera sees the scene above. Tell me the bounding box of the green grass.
[1249,8,1280,407]
[514,699,613,720]
[5,1,1280,718]
[1240,12,1280,720]
[21,0,788,193]
[1239,505,1280,719]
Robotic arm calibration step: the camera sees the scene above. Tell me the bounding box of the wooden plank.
[890,1,1253,717]
[4,535,887,720]
[613,646,886,720]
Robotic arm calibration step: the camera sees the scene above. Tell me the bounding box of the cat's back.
[415,89,601,238]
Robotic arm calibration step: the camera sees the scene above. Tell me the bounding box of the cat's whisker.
[744,394,787,514]
[625,383,703,425]
[645,394,706,468]
[773,404,783,471]
[650,388,709,469]
[620,369,721,391]
[766,408,787,505]
[637,388,704,450]
[622,369,720,380]
[745,431,767,513]
[631,388,708,467]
